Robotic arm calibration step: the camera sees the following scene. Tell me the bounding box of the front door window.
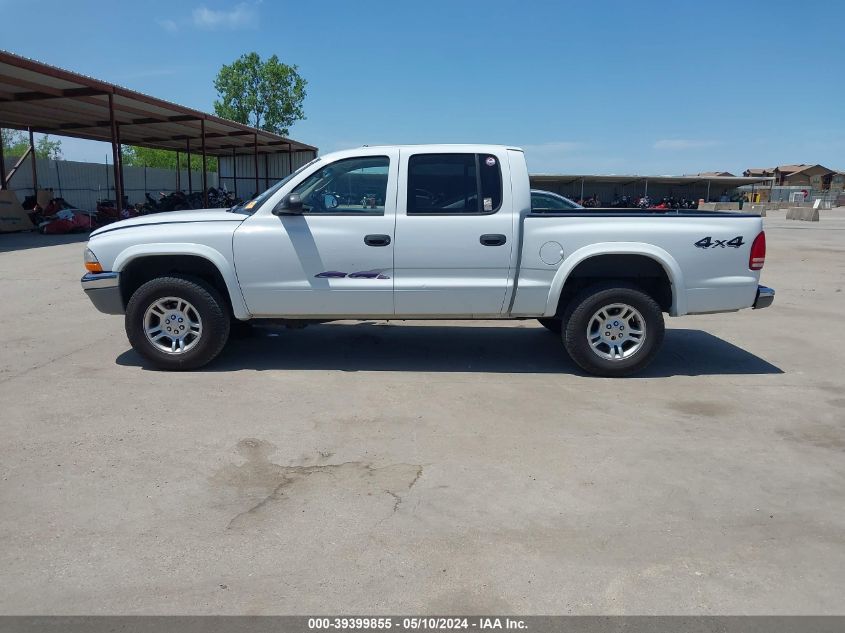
[291,156,389,214]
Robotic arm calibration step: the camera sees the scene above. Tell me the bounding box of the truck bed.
[513,210,765,317]
[529,209,758,218]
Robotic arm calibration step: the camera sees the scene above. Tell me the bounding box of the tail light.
[749,231,766,270]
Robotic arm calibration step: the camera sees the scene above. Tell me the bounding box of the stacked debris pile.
[22,195,94,234]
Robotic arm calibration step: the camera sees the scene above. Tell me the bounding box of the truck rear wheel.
[125,276,230,370]
[562,283,664,377]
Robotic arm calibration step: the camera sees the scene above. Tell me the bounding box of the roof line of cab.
[352,144,524,152]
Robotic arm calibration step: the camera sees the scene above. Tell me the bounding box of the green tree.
[213,52,306,135]
[1,129,25,155]
[36,135,62,160]
[122,146,217,172]
[2,129,63,159]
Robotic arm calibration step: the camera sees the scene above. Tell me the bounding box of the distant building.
[743,164,843,190]
[695,171,736,177]
[744,167,775,178]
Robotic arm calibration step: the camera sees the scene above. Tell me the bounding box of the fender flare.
[112,243,250,320]
[543,242,687,317]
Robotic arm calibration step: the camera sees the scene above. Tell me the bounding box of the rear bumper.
[753,285,775,310]
[81,272,124,315]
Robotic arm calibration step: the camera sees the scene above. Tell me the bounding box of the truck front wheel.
[125,276,230,370]
[562,283,664,377]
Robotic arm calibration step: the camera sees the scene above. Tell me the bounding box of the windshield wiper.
[228,202,254,215]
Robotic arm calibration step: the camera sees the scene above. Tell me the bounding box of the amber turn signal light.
[84,248,103,273]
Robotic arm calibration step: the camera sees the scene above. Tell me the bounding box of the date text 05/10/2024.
[307,617,527,630]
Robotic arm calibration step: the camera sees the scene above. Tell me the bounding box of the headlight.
[84,248,103,273]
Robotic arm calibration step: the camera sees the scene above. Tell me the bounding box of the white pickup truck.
[81,144,773,376]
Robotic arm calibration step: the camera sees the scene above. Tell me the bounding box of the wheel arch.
[113,244,250,319]
[544,243,686,317]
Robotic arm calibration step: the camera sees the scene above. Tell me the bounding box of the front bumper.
[81,271,124,315]
[753,285,775,309]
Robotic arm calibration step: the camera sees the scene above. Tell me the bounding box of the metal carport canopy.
[0,50,317,156]
[529,174,771,188]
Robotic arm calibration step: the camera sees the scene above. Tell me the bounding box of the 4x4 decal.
[694,236,745,249]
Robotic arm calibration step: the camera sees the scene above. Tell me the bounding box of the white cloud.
[516,141,631,174]
[519,141,583,154]
[518,141,583,170]
[192,3,259,29]
[653,139,721,150]
[157,18,178,32]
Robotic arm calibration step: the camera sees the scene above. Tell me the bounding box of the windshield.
[229,157,321,215]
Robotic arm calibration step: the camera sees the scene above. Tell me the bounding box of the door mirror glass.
[273,193,304,215]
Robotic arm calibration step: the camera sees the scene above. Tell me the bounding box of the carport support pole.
[107,95,122,209]
[231,148,237,197]
[644,179,649,198]
[28,127,38,194]
[115,124,125,208]
[186,138,192,194]
[175,151,181,190]
[200,118,208,207]
[288,143,293,176]
[579,178,585,203]
[253,133,259,196]
[0,130,6,189]
[264,152,269,190]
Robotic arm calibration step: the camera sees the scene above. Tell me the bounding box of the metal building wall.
[218,150,317,199]
[529,178,739,204]
[2,156,216,209]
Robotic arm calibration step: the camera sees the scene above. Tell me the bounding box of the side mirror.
[272,193,304,215]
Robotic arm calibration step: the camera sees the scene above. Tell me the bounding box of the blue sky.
[2,0,843,175]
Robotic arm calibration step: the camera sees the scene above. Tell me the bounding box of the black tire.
[125,275,230,370]
[562,282,664,377]
[537,317,563,334]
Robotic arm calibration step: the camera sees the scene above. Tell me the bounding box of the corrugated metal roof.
[0,50,316,156]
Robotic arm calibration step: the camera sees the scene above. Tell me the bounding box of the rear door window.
[407,153,502,214]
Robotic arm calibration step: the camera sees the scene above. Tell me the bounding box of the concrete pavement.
[1,210,843,614]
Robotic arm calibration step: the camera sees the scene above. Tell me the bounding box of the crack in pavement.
[0,339,105,386]
[212,439,424,530]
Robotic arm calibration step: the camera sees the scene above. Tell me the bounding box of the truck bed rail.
[529,209,758,218]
